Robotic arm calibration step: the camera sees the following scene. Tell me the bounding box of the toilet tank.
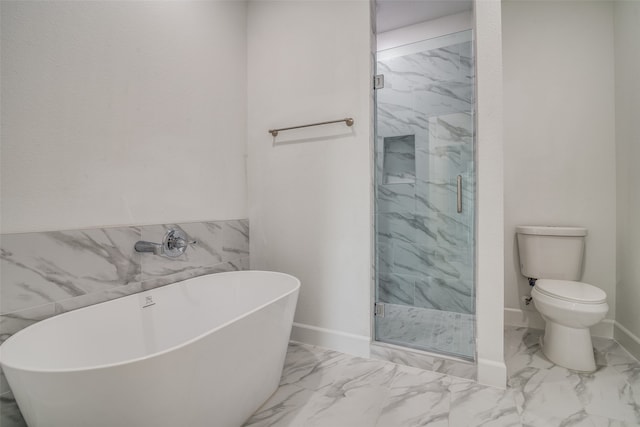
[516,226,587,280]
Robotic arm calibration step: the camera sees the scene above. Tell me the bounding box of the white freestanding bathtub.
[0,271,300,427]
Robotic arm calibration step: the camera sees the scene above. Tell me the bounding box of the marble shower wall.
[0,219,249,404]
[375,33,475,316]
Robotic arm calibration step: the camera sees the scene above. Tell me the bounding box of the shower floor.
[375,304,475,360]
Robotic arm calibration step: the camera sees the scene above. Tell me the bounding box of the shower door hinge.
[374,74,385,90]
[374,302,385,317]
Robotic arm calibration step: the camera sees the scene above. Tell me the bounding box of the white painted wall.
[614,0,640,357]
[247,0,373,353]
[1,1,248,234]
[474,0,506,388]
[502,1,617,326]
[376,10,472,51]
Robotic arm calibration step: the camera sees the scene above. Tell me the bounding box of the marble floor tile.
[245,327,639,427]
[515,366,586,427]
[279,342,352,391]
[621,363,640,411]
[505,326,640,427]
[375,366,451,427]
[289,382,389,427]
[286,358,398,427]
[449,378,521,427]
[589,415,636,427]
[593,337,640,371]
[576,366,639,423]
[243,384,317,427]
[0,393,27,427]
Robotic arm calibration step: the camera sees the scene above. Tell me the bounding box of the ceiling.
[376,0,473,33]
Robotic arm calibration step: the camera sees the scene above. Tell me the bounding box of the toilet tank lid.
[516,226,587,236]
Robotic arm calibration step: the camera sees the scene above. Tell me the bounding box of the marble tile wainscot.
[0,219,249,427]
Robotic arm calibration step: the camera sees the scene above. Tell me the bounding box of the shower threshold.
[374,304,475,361]
[370,340,477,381]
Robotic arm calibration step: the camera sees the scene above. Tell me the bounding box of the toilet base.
[541,321,596,372]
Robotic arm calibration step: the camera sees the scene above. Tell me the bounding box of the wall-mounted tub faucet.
[135,229,196,258]
[134,240,163,255]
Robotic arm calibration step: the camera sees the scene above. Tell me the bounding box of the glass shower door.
[374,30,475,360]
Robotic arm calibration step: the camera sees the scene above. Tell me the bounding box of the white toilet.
[516,226,608,372]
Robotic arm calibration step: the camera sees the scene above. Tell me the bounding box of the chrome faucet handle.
[162,229,197,258]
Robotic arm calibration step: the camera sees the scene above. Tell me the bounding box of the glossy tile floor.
[244,327,640,427]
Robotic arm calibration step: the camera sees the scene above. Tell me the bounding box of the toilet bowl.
[531,279,608,371]
[516,226,609,372]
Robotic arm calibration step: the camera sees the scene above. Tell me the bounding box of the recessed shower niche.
[382,135,416,185]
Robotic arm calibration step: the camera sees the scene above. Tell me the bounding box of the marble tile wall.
[375,35,475,317]
[0,218,249,424]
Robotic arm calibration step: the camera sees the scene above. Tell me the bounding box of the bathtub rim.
[0,270,300,374]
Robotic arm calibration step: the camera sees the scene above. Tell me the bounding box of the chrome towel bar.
[268,117,354,137]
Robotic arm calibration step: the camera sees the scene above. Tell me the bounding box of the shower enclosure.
[374,30,476,360]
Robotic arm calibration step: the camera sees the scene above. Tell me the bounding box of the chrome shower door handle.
[457,175,462,213]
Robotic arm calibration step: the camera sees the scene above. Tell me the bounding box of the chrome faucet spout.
[134,241,162,255]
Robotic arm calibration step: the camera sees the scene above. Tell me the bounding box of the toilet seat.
[535,279,606,304]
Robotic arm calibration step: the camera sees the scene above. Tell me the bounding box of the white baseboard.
[614,321,640,361]
[290,322,371,358]
[504,308,614,338]
[504,307,545,330]
[477,357,507,389]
